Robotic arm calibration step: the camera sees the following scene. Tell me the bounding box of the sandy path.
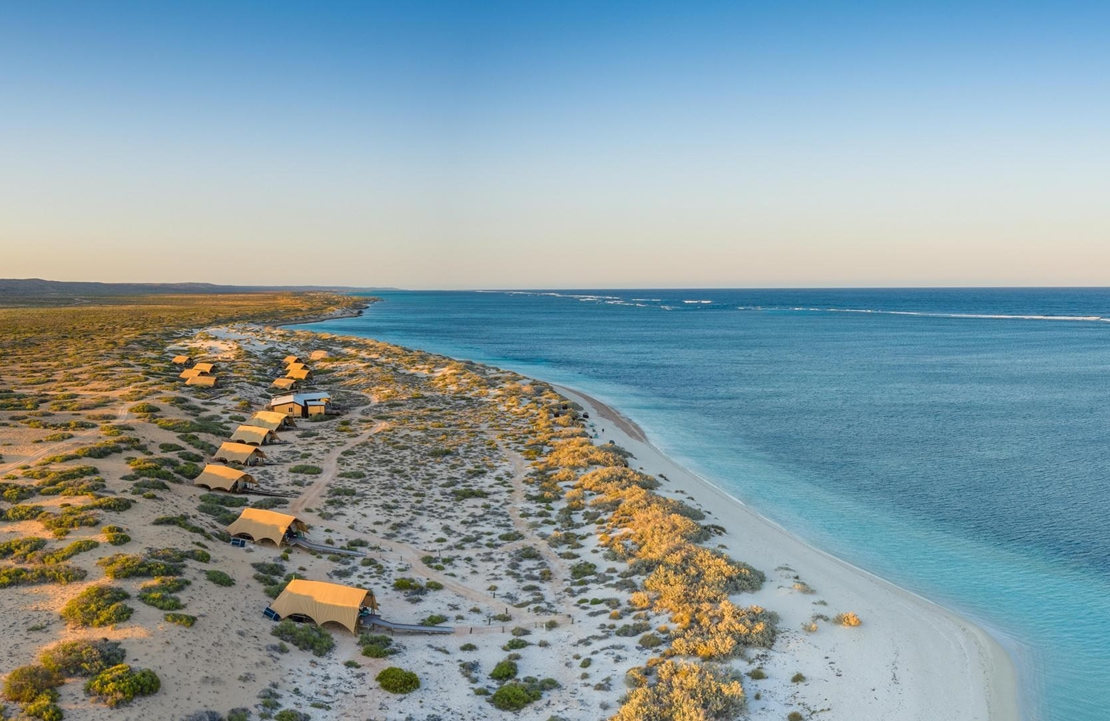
[289,421,387,514]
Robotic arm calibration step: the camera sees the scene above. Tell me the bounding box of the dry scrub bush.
[834,611,862,627]
[614,660,745,721]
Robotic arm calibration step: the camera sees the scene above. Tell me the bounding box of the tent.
[194,464,256,492]
[193,362,217,374]
[230,425,276,446]
[309,350,328,361]
[282,355,301,366]
[172,355,191,365]
[179,368,203,379]
[286,362,308,373]
[213,442,266,465]
[227,508,306,547]
[271,377,298,390]
[186,375,218,387]
[286,368,312,380]
[248,411,294,431]
[269,579,377,633]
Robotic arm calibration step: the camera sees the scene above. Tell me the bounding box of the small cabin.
[269,392,331,419]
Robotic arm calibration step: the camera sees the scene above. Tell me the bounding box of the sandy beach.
[556,384,1021,721]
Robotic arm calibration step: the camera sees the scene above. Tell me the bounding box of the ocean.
[304,288,1110,720]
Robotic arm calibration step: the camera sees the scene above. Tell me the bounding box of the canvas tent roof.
[213,442,266,464]
[309,350,328,360]
[193,362,216,373]
[249,411,293,431]
[286,362,308,372]
[227,507,306,547]
[194,464,256,491]
[271,377,298,390]
[286,368,311,380]
[230,425,276,445]
[283,355,301,365]
[186,375,217,387]
[172,355,190,364]
[270,579,375,633]
[179,368,203,379]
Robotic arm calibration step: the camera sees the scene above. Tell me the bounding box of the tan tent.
[227,508,306,547]
[194,464,257,492]
[309,350,328,361]
[286,362,308,373]
[270,579,377,633]
[248,411,294,431]
[282,355,301,366]
[271,377,298,390]
[172,355,191,365]
[179,368,203,379]
[286,368,312,381]
[186,375,218,387]
[193,362,217,374]
[230,424,276,446]
[213,442,266,465]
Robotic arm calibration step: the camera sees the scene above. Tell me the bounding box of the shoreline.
[273,298,375,327]
[553,383,1021,721]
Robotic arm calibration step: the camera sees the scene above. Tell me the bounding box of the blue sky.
[2,2,1108,288]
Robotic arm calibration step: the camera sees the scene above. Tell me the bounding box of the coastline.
[553,383,1021,721]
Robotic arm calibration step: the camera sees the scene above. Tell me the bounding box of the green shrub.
[375,667,419,694]
[289,465,323,475]
[271,620,335,657]
[205,569,235,587]
[0,536,48,560]
[502,638,529,651]
[0,564,87,588]
[37,539,99,564]
[638,633,665,649]
[788,713,804,721]
[97,553,182,579]
[2,665,62,703]
[40,639,125,677]
[138,589,183,611]
[103,525,131,545]
[791,672,806,683]
[420,614,448,626]
[24,694,64,721]
[84,664,160,707]
[129,403,161,415]
[274,711,310,721]
[490,660,518,681]
[165,613,196,627]
[489,682,542,711]
[61,586,133,627]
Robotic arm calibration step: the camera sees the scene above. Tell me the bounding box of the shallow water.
[306,288,1110,720]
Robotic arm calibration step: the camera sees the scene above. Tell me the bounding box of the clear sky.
[2,1,1108,289]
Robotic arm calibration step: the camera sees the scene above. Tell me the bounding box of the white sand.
[555,385,1021,721]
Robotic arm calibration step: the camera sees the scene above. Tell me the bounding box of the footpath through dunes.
[288,418,388,515]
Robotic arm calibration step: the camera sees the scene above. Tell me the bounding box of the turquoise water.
[305,289,1110,720]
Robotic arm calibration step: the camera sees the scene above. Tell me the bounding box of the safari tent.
[309,350,328,361]
[179,368,203,379]
[193,362,217,374]
[213,441,266,465]
[248,410,294,431]
[269,579,378,633]
[271,377,298,390]
[282,355,301,366]
[193,464,257,492]
[227,508,306,547]
[286,362,308,373]
[230,424,277,446]
[286,367,312,381]
[172,355,191,365]
[186,375,218,387]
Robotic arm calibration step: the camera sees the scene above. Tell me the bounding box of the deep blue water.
[306,288,1110,720]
